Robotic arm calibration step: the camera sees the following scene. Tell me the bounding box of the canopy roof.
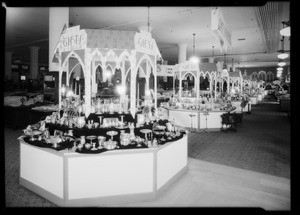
[85,29,136,50]
[229,71,242,78]
[199,63,217,72]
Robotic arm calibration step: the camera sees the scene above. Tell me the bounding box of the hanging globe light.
[280,21,290,37]
[189,33,200,64]
[278,62,286,67]
[277,53,289,59]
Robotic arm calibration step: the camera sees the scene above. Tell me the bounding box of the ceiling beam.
[6,38,48,49]
[253,7,268,53]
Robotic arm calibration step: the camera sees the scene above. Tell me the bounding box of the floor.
[114,158,290,209]
[4,96,291,210]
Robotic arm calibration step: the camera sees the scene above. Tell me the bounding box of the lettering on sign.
[134,31,156,56]
[58,26,87,52]
[158,65,175,76]
[179,63,198,71]
[211,7,231,52]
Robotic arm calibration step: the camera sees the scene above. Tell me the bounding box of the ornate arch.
[266,71,274,82]
[258,70,267,81]
[61,51,86,83]
[251,72,258,81]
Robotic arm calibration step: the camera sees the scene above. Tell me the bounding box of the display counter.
[250,96,258,105]
[168,108,235,131]
[19,134,188,207]
[231,101,251,113]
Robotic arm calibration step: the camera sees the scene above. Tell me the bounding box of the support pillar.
[5,51,13,80]
[29,46,39,79]
[177,43,188,64]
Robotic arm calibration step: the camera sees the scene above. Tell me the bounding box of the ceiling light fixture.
[280,21,290,37]
[278,62,286,67]
[230,58,234,72]
[189,33,199,64]
[277,36,289,59]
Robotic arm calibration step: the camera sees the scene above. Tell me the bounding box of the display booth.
[163,62,234,131]
[19,25,189,207]
[53,26,162,117]
[174,62,218,100]
[215,70,229,97]
[229,70,243,94]
[242,74,251,91]
[156,64,178,96]
[199,63,218,98]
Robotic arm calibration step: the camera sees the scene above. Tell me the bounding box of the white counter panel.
[20,143,64,198]
[250,97,258,105]
[199,112,223,129]
[231,101,242,112]
[157,135,187,189]
[169,110,199,129]
[67,152,154,199]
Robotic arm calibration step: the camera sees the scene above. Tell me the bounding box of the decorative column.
[49,7,69,72]
[29,46,39,79]
[179,72,182,100]
[130,54,137,116]
[177,43,188,64]
[154,58,157,110]
[196,73,200,99]
[5,51,13,80]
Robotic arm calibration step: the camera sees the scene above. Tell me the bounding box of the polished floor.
[4,97,291,209]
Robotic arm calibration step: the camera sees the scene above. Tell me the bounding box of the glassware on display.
[98,136,106,149]
[107,130,117,141]
[98,116,103,126]
[77,116,86,128]
[86,135,97,150]
[80,136,85,145]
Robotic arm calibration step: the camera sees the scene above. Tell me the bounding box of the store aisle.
[188,99,290,179]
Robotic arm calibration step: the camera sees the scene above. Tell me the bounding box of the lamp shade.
[278,62,286,67]
[277,67,283,71]
[280,26,290,37]
[277,53,289,59]
[189,56,199,64]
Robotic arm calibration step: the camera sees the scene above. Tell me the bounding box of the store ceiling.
[5,2,290,68]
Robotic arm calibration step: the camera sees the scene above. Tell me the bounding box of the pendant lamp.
[222,54,228,72]
[277,36,289,59]
[280,21,290,37]
[189,33,199,64]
